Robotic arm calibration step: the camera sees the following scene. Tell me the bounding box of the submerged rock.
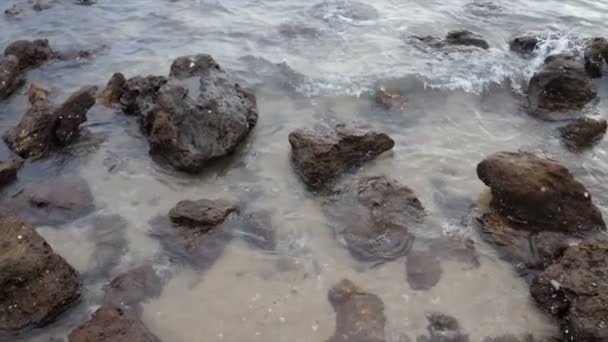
[559,117,607,150]
[0,216,80,334]
[68,306,161,342]
[3,83,97,158]
[104,265,163,311]
[527,55,596,119]
[325,176,423,262]
[327,279,386,342]
[0,55,22,99]
[417,313,470,342]
[477,151,605,234]
[584,37,607,78]
[406,250,443,290]
[0,157,23,189]
[4,39,52,70]
[530,240,608,342]
[289,125,394,190]
[445,30,489,49]
[310,1,380,22]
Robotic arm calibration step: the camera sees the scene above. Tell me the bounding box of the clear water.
[1,0,608,341]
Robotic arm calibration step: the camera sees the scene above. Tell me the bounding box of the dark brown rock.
[584,37,608,78]
[0,55,22,99]
[169,199,237,228]
[445,30,489,49]
[98,72,127,108]
[53,85,97,145]
[0,157,23,188]
[530,231,570,269]
[327,279,386,342]
[477,151,605,234]
[559,117,607,150]
[289,125,394,190]
[527,55,596,120]
[104,265,163,310]
[510,34,542,56]
[68,306,161,342]
[406,250,443,290]
[530,240,608,342]
[119,75,167,115]
[417,313,469,342]
[0,216,80,334]
[4,39,52,70]
[325,176,423,262]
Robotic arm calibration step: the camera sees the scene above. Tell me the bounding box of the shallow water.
[2,0,608,341]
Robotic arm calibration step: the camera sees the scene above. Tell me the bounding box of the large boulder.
[527,55,596,120]
[584,37,607,78]
[0,157,22,189]
[477,151,605,234]
[530,240,608,342]
[445,30,489,49]
[325,176,423,262]
[289,125,394,190]
[559,117,607,150]
[68,306,161,342]
[327,279,386,342]
[4,39,52,70]
[0,215,80,334]
[0,55,22,99]
[3,83,97,158]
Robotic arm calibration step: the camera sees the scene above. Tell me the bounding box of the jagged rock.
[559,117,607,150]
[530,240,608,342]
[0,55,22,99]
[68,306,161,342]
[4,39,52,70]
[289,125,394,190]
[327,279,386,342]
[0,216,80,334]
[445,30,489,49]
[584,37,607,78]
[0,157,23,189]
[325,176,423,262]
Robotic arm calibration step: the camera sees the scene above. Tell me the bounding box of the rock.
[0,157,23,188]
[0,176,95,226]
[406,250,443,290]
[231,210,276,251]
[510,34,543,56]
[584,37,607,78]
[559,117,607,150]
[138,54,258,172]
[68,306,161,342]
[3,83,97,158]
[477,151,605,234]
[0,216,80,333]
[325,176,423,262]
[98,72,127,108]
[168,199,237,228]
[527,55,596,119]
[310,1,379,22]
[417,313,469,342]
[289,125,394,190]
[277,23,321,38]
[327,279,386,342]
[104,265,163,310]
[428,237,480,268]
[4,39,52,70]
[445,30,489,49]
[530,240,608,342]
[85,215,128,279]
[530,231,570,269]
[119,75,167,115]
[0,55,22,99]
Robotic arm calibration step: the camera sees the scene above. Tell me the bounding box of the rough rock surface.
[527,55,596,119]
[0,157,23,188]
[477,151,605,234]
[0,55,22,99]
[417,313,470,342]
[118,75,167,115]
[530,240,608,342]
[445,30,489,49]
[510,34,543,56]
[98,72,127,108]
[3,83,97,158]
[327,279,386,342]
[4,39,52,70]
[584,37,607,78]
[325,176,423,262]
[0,216,80,334]
[406,250,443,290]
[289,125,394,190]
[104,265,163,311]
[68,306,161,342]
[168,199,236,228]
[559,117,607,150]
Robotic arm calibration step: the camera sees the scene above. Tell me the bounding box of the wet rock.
[428,238,480,268]
[4,39,52,70]
[530,240,608,342]
[0,176,95,226]
[0,157,23,189]
[99,72,127,108]
[0,55,23,99]
[559,117,607,150]
[445,30,489,49]
[510,34,543,56]
[231,210,276,251]
[417,313,469,342]
[68,306,161,342]
[326,176,423,262]
[119,75,167,115]
[0,215,80,333]
[477,151,605,234]
[237,55,307,94]
[530,232,570,269]
[277,23,321,38]
[85,215,128,279]
[583,37,607,78]
[406,250,443,290]
[3,83,97,158]
[139,54,258,172]
[104,265,163,310]
[527,55,596,119]
[327,279,386,342]
[289,125,394,190]
[168,199,237,228]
